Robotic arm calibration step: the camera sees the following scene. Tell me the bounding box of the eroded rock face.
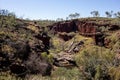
[49,20,98,36]
[77,21,96,36]
[48,19,120,46]
[48,20,105,46]
[53,51,76,67]
[34,32,50,50]
[49,20,78,33]
[53,41,84,67]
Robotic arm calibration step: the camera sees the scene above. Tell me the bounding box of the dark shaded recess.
[34,32,50,50]
[53,58,59,66]
[109,25,120,31]
[10,64,27,77]
[0,60,11,71]
[95,34,105,46]
[59,34,74,41]
[85,66,96,79]
[67,60,77,66]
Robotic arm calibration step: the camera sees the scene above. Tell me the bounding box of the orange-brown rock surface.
[48,20,77,33]
[48,19,120,46]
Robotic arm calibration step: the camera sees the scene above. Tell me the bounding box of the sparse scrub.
[0,9,120,80]
[75,46,116,80]
[51,67,81,80]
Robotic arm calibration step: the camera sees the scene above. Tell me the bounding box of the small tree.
[56,18,64,21]
[68,13,80,19]
[0,9,16,27]
[0,9,9,16]
[66,17,69,20]
[114,12,120,18]
[74,13,80,18]
[105,11,113,18]
[90,11,100,17]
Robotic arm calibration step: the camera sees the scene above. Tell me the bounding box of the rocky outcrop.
[48,20,105,46]
[48,20,78,33]
[77,21,96,36]
[53,51,76,67]
[66,40,84,53]
[77,21,104,45]
[53,40,84,67]
[34,32,50,50]
[48,19,120,46]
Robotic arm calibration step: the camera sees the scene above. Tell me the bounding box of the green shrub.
[106,32,120,49]
[41,52,54,64]
[108,66,120,80]
[52,67,81,80]
[0,72,22,80]
[75,46,115,80]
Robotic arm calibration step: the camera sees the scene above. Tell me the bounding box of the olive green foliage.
[0,9,17,28]
[0,72,22,80]
[51,67,81,80]
[0,9,120,80]
[97,26,109,32]
[37,20,55,27]
[41,52,54,64]
[79,17,120,26]
[106,31,120,49]
[108,66,120,80]
[75,46,116,80]
[50,36,65,53]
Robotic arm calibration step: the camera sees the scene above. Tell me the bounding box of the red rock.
[48,21,77,33]
[48,20,118,46]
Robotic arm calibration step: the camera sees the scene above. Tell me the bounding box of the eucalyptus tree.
[114,12,120,18]
[68,12,80,19]
[105,11,113,18]
[90,11,100,17]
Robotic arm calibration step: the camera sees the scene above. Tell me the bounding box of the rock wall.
[77,21,96,36]
[48,20,78,33]
[77,21,105,46]
[48,20,105,45]
[48,20,98,36]
[48,19,119,46]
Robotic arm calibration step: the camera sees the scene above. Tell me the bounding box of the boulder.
[53,51,76,67]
